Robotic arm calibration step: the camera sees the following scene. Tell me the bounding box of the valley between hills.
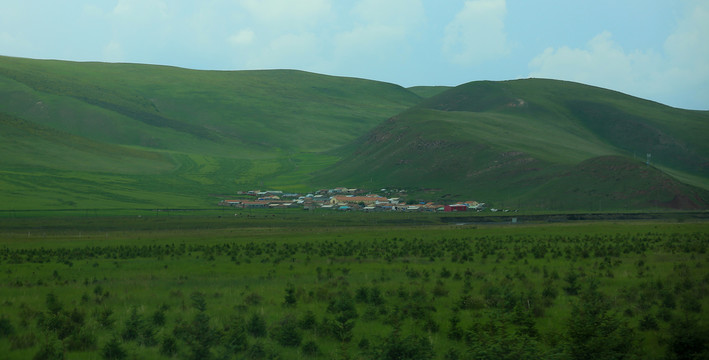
[1,55,708,212]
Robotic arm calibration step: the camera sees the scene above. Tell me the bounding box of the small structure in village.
[220,187,487,212]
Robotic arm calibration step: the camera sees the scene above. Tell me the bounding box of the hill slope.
[315,79,709,210]
[2,56,707,211]
[0,56,421,209]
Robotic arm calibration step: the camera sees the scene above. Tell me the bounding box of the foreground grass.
[0,216,707,359]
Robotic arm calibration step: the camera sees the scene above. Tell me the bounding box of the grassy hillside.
[314,79,709,210]
[407,85,451,99]
[3,56,707,211]
[0,56,421,209]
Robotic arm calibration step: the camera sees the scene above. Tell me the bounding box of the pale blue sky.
[1,0,707,109]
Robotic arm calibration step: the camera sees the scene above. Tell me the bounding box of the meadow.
[0,212,707,359]
[3,57,709,212]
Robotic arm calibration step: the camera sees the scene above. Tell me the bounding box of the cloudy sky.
[1,0,707,109]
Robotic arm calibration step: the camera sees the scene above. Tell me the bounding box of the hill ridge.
[315,79,709,210]
[1,56,707,210]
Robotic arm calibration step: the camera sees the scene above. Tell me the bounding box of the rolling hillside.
[2,56,707,211]
[315,79,709,210]
[0,56,420,209]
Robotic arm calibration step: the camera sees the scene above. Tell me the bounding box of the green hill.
[314,79,709,210]
[2,56,707,211]
[0,56,421,209]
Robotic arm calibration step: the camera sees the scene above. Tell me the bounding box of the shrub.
[244,292,263,306]
[271,314,302,347]
[284,283,297,307]
[447,312,463,341]
[355,286,369,303]
[638,314,659,331]
[66,327,97,351]
[565,282,636,360]
[10,332,37,350]
[45,293,62,315]
[327,291,358,322]
[444,348,460,360]
[159,335,178,357]
[95,307,115,329]
[0,315,15,338]
[298,310,317,330]
[246,313,267,338]
[176,312,219,360]
[152,308,167,327]
[246,341,266,360]
[101,337,127,360]
[432,280,449,298]
[190,292,207,312]
[666,317,709,360]
[223,317,248,353]
[563,269,581,296]
[121,307,142,342]
[375,331,433,360]
[331,316,355,343]
[33,337,64,360]
[301,340,320,356]
[139,323,158,347]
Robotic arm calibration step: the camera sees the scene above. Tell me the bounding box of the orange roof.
[332,195,387,203]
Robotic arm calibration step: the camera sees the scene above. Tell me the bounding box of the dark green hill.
[315,79,709,210]
[0,56,420,209]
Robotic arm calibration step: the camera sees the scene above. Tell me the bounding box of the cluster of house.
[218,188,486,212]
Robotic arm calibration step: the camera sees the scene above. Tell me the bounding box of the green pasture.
[0,216,707,359]
[3,57,709,211]
[319,79,709,209]
[0,55,423,211]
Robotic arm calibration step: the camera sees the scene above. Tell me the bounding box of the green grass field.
[1,214,707,359]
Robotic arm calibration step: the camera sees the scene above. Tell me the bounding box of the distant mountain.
[315,79,709,210]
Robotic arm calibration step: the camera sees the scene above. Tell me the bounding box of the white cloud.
[228,29,255,46]
[351,0,425,28]
[529,32,663,92]
[663,2,709,82]
[334,0,425,60]
[443,0,509,65]
[226,0,334,71]
[529,1,709,109]
[244,32,324,71]
[239,0,332,29]
[82,4,105,18]
[112,0,169,21]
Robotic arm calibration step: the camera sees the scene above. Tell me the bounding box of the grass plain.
[0,213,707,359]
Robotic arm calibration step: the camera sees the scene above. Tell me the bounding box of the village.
[218,187,492,212]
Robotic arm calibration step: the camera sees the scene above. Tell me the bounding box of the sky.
[1,0,707,110]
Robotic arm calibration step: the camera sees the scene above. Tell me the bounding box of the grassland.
[0,56,420,210]
[0,213,707,359]
[2,56,709,211]
[318,79,709,210]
